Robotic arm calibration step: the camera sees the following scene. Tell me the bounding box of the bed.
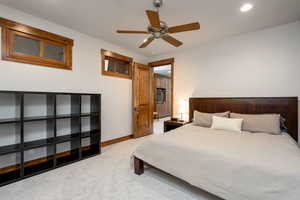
[133,97,300,200]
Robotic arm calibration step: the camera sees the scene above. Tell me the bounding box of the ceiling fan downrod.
[153,0,163,10]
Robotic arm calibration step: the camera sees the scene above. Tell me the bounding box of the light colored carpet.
[0,137,221,200]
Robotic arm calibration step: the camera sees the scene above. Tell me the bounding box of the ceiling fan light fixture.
[240,3,253,12]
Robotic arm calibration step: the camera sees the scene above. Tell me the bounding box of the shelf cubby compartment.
[24,93,55,122]
[56,115,81,165]
[0,92,22,124]
[24,119,55,150]
[0,152,21,185]
[81,95,100,116]
[24,145,55,177]
[56,138,80,167]
[56,94,81,118]
[81,116,100,139]
[81,136,100,159]
[81,114,100,159]
[0,123,21,156]
[56,115,81,141]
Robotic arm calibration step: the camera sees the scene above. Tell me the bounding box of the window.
[0,17,73,70]
[101,49,133,79]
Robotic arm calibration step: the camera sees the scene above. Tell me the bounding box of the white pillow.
[211,116,243,132]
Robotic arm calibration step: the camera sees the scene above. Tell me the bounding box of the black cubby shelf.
[81,130,100,138]
[0,144,21,156]
[23,116,55,122]
[56,133,80,143]
[24,138,54,150]
[0,91,101,187]
[0,118,21,124]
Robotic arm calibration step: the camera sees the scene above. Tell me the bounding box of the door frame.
[149,58,175,118]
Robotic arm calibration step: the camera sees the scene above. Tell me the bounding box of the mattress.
[133,124,300,200]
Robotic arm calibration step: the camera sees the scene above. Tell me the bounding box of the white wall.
[152,21,300,139]
[0,4,149,143]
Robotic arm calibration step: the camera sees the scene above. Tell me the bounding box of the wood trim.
[0,17,73,70]
[0,17,73,45]
[149,58,174,67]
[101,49,133,79]
[1,26,7,60]
[0,164,20,175]
[101,134,133,147]
[2,56,72,70]
[9,31,66,65]
[101,49,133,63]
[40,39,45,57]
[149,58,175,118]
[101,70,132,79]
[132,62,138,137]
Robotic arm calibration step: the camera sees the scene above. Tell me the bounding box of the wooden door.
[133,63,153,138]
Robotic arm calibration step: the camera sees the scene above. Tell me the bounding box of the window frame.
[101,49,133,79]
[0,17,73,70]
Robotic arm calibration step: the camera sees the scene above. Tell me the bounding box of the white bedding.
[133,124,300,200]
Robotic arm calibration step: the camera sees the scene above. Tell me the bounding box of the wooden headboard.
[189,97,298,141]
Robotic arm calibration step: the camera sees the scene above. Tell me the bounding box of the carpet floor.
[0,137,221,200]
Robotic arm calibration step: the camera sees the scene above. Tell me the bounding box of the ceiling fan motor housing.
[148,21,168,38]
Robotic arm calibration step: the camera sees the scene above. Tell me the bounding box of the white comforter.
[133,124,300,200]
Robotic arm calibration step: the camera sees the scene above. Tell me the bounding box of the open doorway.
[149,58,174,134]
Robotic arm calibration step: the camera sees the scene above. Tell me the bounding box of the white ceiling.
[0,0,300,57]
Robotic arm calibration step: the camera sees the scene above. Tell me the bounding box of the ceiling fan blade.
[117,30,148,34]
[139,37,155,48]
[168,22,200,33]
[146,10,160,29]
[162,35,183,47]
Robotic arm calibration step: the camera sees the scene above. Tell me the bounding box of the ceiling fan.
[116,0,200,48]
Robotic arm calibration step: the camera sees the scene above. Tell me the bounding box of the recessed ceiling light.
[240,3,253,12]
